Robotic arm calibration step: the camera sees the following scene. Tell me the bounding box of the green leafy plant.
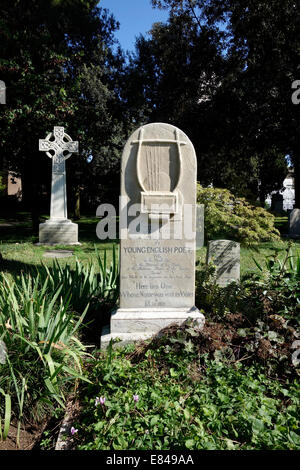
[36,245,119,316]
[195,260,241,321]
[0,387,11,442]
[252,242,300,281]
[73,339,300,450]
[250,244,300,328]
[0,271,90,444]
[194,245,300,379]
[197,183,280,245]
[0,246,119,445]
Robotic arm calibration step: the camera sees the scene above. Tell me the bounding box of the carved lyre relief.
[133,126,186,220]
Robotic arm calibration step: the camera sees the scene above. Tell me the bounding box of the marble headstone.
[196,204,204,248]
[38,127,79,245]
[101,122,205,347]
[289,208,300,238]
[206,240,240,287]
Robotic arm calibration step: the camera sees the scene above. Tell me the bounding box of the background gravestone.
[38,126,80,245]
[289,208,300,238]
[196,204,204,248]
[0,80,6,104]
[206,240,240,287]
[271,193,284,213]
[101,122,204,347]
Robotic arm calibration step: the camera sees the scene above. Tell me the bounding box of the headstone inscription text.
[206,240,240,287]
[120,240,195,309]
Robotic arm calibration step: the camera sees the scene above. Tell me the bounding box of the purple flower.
[133,394,139,403]
[95,396,106,406]
[70,426,78,436]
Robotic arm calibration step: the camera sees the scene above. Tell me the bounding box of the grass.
[274,215,289,233]
[196,240,300,276]
[0,213,300,278]
[0,214,117,276]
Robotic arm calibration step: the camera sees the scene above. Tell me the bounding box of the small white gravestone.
[101,122,204,348]
[289,208,300,238]
[206,240,240,287]
[38,126,79,245]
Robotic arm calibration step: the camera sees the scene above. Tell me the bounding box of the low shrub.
[251,243,300,326]
[71,332,300,450]
[195,246,300,379]
[196,244,300,327]
[197,184,280,245]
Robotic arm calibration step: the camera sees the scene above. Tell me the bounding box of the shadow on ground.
[0,215,117,245]
[0,257,38,276]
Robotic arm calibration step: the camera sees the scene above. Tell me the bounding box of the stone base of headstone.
[100,307,205,349]
[38,220,80,245]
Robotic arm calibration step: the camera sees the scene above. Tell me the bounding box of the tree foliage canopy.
[0,0,126,215]
[131,0,300,202]
[0,0,299,213]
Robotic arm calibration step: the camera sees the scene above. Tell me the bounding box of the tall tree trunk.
[73,185,81,220]
[22,165,40,234]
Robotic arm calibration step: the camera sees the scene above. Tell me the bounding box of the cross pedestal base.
[38,219,79,245]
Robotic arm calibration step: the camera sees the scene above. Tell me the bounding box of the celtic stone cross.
[39,126,78,221]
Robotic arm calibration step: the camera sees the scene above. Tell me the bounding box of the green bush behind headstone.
[197,183,280,245]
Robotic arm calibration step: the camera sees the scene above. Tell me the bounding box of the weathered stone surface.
[196,204,204,248]
[43,249,74,258]
[101,308,204,349]
[0,340,7,365]
[38,221,79,245]
[101,122,204,347]
[0,80,6,104]
[289,208,300,237]
[38,127,79,245]
[206,240,240,287]
[119,240,196,310]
